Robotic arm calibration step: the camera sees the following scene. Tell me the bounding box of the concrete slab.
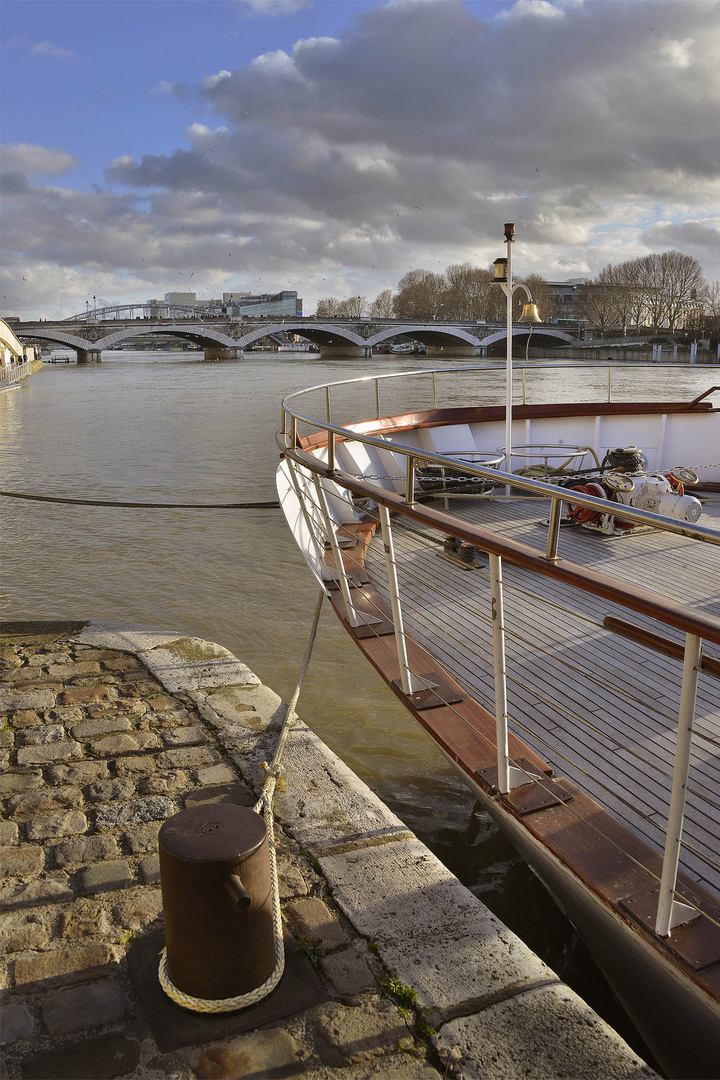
[75,622,187,652]
[434,983,656,1080]
[138,637,260,693]
[320,837,558,1027]
[190,683,284,733]
[232,722,412,855]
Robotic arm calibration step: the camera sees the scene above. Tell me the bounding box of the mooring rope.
[0,490,280,509]
[158,589,325,1013]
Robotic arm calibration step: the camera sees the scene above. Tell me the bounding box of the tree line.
[316,251,720,337]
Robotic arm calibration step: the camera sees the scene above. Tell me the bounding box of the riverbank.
[0,619,656,1080]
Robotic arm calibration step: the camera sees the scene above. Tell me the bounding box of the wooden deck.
[361,493,720,900]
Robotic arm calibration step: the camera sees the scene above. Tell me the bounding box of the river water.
[2,350,718,1059]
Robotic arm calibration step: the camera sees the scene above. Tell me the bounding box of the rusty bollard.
[158,803,275,1002]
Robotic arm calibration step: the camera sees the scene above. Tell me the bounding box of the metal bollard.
[158,803,275,1002]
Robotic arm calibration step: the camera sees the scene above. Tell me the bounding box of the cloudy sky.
[2,0,719,319]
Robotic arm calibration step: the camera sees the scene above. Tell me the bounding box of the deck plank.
[364,494,720,895]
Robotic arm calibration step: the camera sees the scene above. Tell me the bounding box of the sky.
[1,0,720,320]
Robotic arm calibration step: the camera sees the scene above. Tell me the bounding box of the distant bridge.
[13,315,576,362]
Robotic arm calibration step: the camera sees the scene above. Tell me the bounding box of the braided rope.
[157,590,325,1013]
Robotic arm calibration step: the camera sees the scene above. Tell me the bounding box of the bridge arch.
[97,325,237,349]
[236,322,365,350]
[17,328,101,352]
[479,327,574,348]
[366,325,482,350]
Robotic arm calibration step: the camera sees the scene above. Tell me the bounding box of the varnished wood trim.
[298,400,716,450]
[604,616,720,678]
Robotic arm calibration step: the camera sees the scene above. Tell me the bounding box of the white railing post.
[655,632,702,937]
[379,504,437,696]
[489,553,526,793]
[312,474,380,631]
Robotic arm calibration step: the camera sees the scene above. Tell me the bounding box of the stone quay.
[0,619,657,1080]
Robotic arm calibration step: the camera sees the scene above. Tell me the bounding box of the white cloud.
[29,40,76,60]
[186,123,229,141]
[201,70,232,90]
[499,0,565,22]
[5,0,720,319]
[1,143,77,175]
[239,0,312,15]
[150,80,177,96]
[659,37,694,69]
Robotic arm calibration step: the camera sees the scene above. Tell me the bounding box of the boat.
[390,341,427,354]
[276,360,720,1078]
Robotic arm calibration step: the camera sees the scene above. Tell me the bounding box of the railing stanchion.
[312,474,380,632]
[546,497,563,561]
[655,632,702,937]
[489,553,526,793]
[286,460,327,570]
[432,372,437,410]
[379,504,426,695]
[607,367,611,403]
[374,378,380,419]
[327,431,335,472]
[405,455,415,505]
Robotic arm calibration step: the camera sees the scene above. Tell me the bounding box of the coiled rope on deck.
[157,589,325,1013]
[0,490,280,509]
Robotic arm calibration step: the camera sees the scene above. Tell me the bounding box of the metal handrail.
[281,361,719,417]
[280,373,720,550]
[279,440,720,648]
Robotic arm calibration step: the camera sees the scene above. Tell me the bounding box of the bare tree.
[701,280,720,340]
[637,253,671,332]
[369,289,395,318]
[342,295,368,318]
[576,271,622,338]
[442,264,498,320]
[394,269,446,319]
[659,251,707,333]
[316,297,345,317]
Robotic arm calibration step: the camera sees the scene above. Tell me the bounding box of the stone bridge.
[14,316,576,362]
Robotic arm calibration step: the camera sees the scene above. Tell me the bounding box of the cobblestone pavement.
[0,621,656,1080]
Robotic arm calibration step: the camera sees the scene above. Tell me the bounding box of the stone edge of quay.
[0,618,657,1080]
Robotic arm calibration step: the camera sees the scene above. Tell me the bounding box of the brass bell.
[520,303,541,323]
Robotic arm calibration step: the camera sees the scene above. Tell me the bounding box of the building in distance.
[146,290,302,320]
